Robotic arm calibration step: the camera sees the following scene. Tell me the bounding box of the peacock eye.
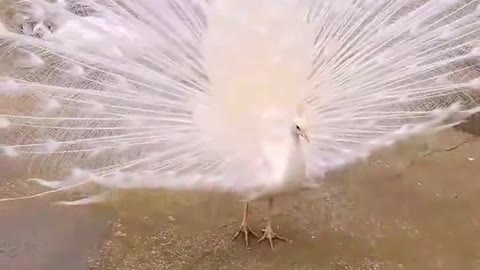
[45,21,56,32]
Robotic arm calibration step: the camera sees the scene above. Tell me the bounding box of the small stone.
[468,157,475,161]
[168,216,175,222]
[114,231,126,237]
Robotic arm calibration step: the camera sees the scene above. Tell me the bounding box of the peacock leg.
[258,197,289,249]
[232,202,259,248]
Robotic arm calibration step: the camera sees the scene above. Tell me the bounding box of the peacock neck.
[260,135,303,181]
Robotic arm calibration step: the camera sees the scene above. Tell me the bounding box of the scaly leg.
[258,198,289,249]
[232,202,259,248]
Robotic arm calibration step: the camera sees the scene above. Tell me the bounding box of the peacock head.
[257,105,309,142]
[293,123,309,143]
[292,105,309,143]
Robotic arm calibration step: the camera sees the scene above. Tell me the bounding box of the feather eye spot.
[193,174,203,181]
[470,47,480,57]
[86,102,105,112]
[70,168,92,179]
[43,139,61,153]
[67,64,85,76]
[39,98,62,113]
[2,146,19,157]
[469,79,480,89]
[0,117,11,129]
[0,78,20,95]
[14,50,45,69]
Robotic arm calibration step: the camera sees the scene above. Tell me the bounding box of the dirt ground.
[1,128,480,270]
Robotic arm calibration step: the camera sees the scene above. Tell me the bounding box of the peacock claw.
[232,202,259,249]
[232,221,260,249]
[258,224,289,249]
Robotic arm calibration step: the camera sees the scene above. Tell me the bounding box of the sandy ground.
[1,128,480,270]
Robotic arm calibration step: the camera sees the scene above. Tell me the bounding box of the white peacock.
[0,0,479,249]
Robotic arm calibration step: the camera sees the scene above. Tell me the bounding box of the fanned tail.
[0,0,479,205]
[302,0,480,179]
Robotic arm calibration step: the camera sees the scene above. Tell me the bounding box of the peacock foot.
[232,202,259,249]
[232,220,260,249]
[258,222,289,249]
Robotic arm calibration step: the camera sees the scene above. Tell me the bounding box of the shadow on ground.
[1,129,480,270]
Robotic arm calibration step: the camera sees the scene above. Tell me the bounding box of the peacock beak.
[298,129,310,143]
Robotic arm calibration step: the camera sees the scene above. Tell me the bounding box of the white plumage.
[0,0,479,248]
